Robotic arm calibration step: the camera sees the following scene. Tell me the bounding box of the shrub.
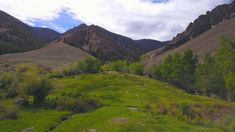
[51,96,101,113]
[62,58,101,76]
[0,72,18,98]
[62,62,82,76]
[128,63,144,75]
[72,98,101,113]
[79,58,101,73]
[16,64,53,104]
[102,61,129,73]
[45,95,59,108]
[4,87,17,98]
[0,72,16,89]
[181,103,197,119]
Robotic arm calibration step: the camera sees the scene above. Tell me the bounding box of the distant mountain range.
[0,10,166,61]
[62,24,166,61]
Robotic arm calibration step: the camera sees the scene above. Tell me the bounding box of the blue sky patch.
[33,11,82,33]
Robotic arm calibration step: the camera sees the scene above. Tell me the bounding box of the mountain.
[0,10,60,55]
[0,39,92,70]
[62,24,165,61]
[32,27,61,42]
[143,2,235,68]
[161,1,235,53]
[136,39,168,53]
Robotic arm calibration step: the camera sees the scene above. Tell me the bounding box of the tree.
[214,37,235,100]
[195,37,235,100]
[151,50,198,93]
[195,54,215,96]
[179,50,198,92]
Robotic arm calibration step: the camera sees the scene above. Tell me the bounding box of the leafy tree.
[214,37,235,100]
[195,54,215,96]
[195,37,235,100]
[151,50,197,93]
[179,50,198,92]
[225,73,235,100]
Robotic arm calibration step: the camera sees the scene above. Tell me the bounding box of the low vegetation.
[0,64,53,104]
[101,61,144,75]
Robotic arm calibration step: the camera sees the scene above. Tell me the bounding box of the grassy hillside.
[0,40,92,71]
[0,73,234,132]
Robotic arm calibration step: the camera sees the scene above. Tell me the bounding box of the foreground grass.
[0,108,70,132]
[54,106,222,132]
[0,73,234,131]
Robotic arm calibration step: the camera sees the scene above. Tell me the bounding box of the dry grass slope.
[0,40,92,70]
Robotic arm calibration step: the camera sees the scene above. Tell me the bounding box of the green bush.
[128,63,144,75]
[181,103,197,119]
[101,61,129,73]
[15,64,53,104]
[45,95,59,108]
[79,58,101,73]
[0,72,16,89]
[62,58,101,76]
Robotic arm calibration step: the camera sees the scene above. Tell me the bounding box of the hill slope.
[143,2,235,68]
[63,24,166,61]
[0,73,234,131]
[0,40,92,70]
[0,10,60,55]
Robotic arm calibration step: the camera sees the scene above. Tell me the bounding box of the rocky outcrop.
[161,2,235,53]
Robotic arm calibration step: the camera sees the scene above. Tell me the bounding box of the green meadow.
[1,73,234,132]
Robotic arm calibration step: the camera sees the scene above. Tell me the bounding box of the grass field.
[0,73,234,132]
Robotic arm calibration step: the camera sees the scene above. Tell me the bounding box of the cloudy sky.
[0,0,232,41]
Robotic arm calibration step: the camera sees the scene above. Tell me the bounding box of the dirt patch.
[128,106,138,111]
[85,129,97,132]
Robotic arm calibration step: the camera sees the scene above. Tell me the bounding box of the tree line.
[151,37,235,101]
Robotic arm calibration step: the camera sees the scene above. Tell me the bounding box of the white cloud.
[0,0,232,40]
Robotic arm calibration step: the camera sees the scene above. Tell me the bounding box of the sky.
[0,0,232,41]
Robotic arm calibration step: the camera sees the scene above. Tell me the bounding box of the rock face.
[161,2,235,53]
[0,10,60,55]
[63,24,165,61]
